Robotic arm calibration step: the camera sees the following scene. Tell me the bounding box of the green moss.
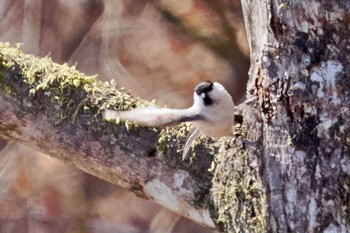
[211,120,267,232]
[157,122,207,161]
[0,42,148,128]
[0,42,207,149]
[0,42,215,215]
[157,123,191,155]
[0,74,13,94]
[0,123,20,139]
[213,153,267,232]
[0,42,201,164]
[0,123,17,132]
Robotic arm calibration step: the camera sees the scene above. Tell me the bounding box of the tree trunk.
[211,0,349,232]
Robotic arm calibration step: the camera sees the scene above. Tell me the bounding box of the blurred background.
[0,0,249,232]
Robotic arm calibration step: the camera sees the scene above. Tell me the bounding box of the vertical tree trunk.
[212,0,350,232]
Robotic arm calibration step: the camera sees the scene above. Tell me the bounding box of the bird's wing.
[103,106,202,128]
[182,127,201,161]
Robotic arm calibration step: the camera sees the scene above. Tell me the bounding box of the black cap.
[195,80,213,95]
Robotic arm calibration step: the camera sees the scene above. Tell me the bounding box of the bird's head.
[194,80,232,107]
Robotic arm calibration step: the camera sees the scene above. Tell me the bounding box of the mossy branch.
[0,42,218,228]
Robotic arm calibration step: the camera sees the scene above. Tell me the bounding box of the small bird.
[103,80,236,160]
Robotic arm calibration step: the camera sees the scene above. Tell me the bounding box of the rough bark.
[0,43,217,228]
[1,0,350,231]
[215,0,350,232]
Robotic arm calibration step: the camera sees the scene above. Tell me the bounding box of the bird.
[103,80,237,160]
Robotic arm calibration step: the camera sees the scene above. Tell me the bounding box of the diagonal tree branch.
[0,42,221,228]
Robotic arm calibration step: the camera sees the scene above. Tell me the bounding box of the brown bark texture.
[0,43,217,229]
[1,0,350,231]
[224,0,350,232]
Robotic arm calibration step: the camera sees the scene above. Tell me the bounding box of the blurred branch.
[0,42,216,228]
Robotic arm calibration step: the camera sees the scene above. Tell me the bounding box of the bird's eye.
[202,93,213,106]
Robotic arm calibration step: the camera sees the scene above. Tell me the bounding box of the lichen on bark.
[241,0,350,232]
[211,107,267,232]
[0,42,217,227]
[0,42,211,157]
